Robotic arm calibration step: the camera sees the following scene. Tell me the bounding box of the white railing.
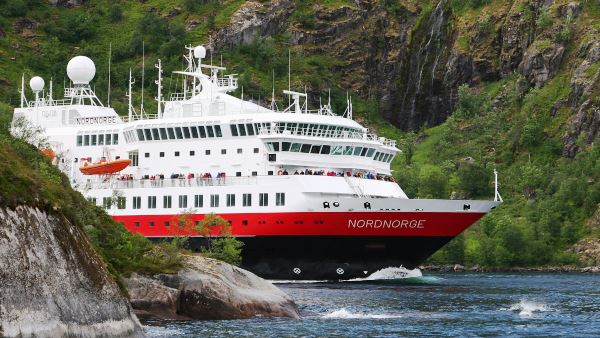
[120,114,160,123]
[85,176,261,190]
[257,127,397,147]
[216,77,238,88]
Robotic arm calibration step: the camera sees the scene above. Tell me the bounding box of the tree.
[196,213,244,265]
[418,164,448,198]
[457,163,492,198]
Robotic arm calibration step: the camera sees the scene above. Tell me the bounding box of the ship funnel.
[67,56,96,85]
[29,76,44,92]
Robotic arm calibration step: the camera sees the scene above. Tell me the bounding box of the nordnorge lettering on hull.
[348,219,426,229]
[11,45,504,280]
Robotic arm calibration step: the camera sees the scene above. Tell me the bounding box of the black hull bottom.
[183,236,454,280]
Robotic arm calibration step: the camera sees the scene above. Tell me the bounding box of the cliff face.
[0,205,144,337]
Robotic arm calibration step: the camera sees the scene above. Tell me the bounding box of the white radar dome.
[29,76,45,92]
[67,56,96,84]
[194,45,206,59]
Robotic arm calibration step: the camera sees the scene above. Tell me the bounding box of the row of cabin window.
[264,142,394,163]
[100,192,285,210]
[271,122,361,138]
[130,125,224,142]
[76,133,119,147]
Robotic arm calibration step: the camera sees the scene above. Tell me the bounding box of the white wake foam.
[347,266,422,282]
[508,300,549,316]
[322,308,403,319]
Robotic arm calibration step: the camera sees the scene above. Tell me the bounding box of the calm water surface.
[143,270,600,337]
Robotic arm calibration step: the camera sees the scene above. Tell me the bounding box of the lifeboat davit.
[79,158,131,175]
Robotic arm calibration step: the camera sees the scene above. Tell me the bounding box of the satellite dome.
[193,45,206,59]
[67,56,96,84]
[29,76,45,92]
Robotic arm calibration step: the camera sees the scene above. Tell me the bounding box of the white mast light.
[66,56,96,84]
[29,76,45,92]
[194,45,206,59]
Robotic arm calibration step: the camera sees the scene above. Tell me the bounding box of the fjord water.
[143,270,600,337]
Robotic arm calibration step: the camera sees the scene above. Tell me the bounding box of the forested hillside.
[0,0,598,267]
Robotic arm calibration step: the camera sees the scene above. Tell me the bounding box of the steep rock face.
[125,255,299,320]
[518,43,565,87]
[0,206,144,337]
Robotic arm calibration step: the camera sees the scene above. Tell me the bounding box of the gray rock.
[0,206,145,337]
[125,255,299,320]
[518,44,565,87]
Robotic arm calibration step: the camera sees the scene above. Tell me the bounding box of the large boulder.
[125,255,299,320]
[518,43,565,88]
[0,206,145,337]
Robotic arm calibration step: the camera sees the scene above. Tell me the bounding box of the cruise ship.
[12,45,502,280]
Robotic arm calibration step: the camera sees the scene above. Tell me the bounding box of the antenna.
[20,73,25,108]
[155,59,163,118]
[494,169,503,202]
[288,49,291,106]
[141,40,145,117]
[127,68,135,121]
[107,42,112,107]
[270,69,278,111]
[49,77,53,104]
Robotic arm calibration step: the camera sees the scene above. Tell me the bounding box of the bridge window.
[136,129,145,141]
[83,135,90,146]
[190,126,198,138]
[76,135,83,146]
[178,195,187,208]
[282,142,291,151]
[90,134,97,146]
[320,145,331,154]
[276,193,285,206]
[182,127,191,139]
[198,126,206,138]
[148,196,157,209]
[160,128,168,139]
[214,125,222,137]
[246,123,255,135]
[238,124,247,136]
[360,148,368,156]
[366,148,375,157]
[332,145,343,155]
[113,133,119,144]
[175,127,183,139]
[133,196,141,209]
[167,128,175,139]
[310,145,321,154]
[230,124,238,137]
[259,193,268,206]
[163,196,172,208]
[206,126,215,137]
[144,129,153,141]
[374,152,381,161]
[290,143,300,152]
[152,128,160,140]
[243,193,252,207]
[353,146,363,156]
[98,134,104,145]
[300,144,311,153]
[107,133,113,145]
[226,194,235,207]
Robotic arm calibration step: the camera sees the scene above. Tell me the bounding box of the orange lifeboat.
[79,158,131,175]
[39,148,56,160]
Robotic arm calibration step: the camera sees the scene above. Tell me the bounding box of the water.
[143,269,600,337]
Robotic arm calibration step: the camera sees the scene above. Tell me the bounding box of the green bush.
[108,6,123,22]
[453,84,489,119]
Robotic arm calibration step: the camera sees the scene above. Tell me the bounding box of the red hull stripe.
[112,211,486,237]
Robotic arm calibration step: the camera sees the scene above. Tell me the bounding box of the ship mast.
[155,59,163,118]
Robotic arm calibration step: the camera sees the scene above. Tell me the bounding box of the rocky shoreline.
[419,264,600,273]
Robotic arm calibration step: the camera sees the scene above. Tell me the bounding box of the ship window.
[268,170,274,175]
[175,127,183,139]
[226,194,235,207]
[221,149,226,155]
[344,146,353,155]
[144,129,153,141]
[160,128,168,139]
[136,129,145,141]
[134,222,140,228]
[167,128,175,139]
[117,197,126,209]
[273,142,280,152]
[215,125,222,137]
[276,193,285,206]
[236,172,241,176]
[254,147,259,153]
[300,144,311,153]
[152,128,160,140]
[98,134,104,145]
[230,124,238,137]
[76,135,83,146]
[210,194,219,207]
[243,193,252,207]
[149,221,155,227]
[190,150,195,156]
[290,143,301,152]
[144,152,150,158]
[374,152,381,161]
[265,142,274,152]
[148,196,157,209]
[133,196,141,209]
[163,196,172,208]
[194,194,203,208]
[113,133,119,144]
[331,145,342,155]
[310,145,321,154]
[259,193,268,206]
[237,148,242,154]
[353,146,363,156]
[198,126,206,138]
[282,142,291,151]
[160,152,164,157]
[320,145,331,154]
[164,221,170,227]
[388,155,394,163]
[190,126,198,138]
[129,151,139,167]
[206,126,215,137]
[182,127,191,139]
[84,134,90,146]
[178,195,187,208]
[366,148,376,157]
[175,151,180,157]
[361,148,368,156]
[252,171,257,176]
[246,123,255,135]
[103,197,112,210]
[238,124,247,136]
[205,149,210,155]
[106,133,113,145]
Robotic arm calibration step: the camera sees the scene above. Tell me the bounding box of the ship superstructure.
[13,45,502,279]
